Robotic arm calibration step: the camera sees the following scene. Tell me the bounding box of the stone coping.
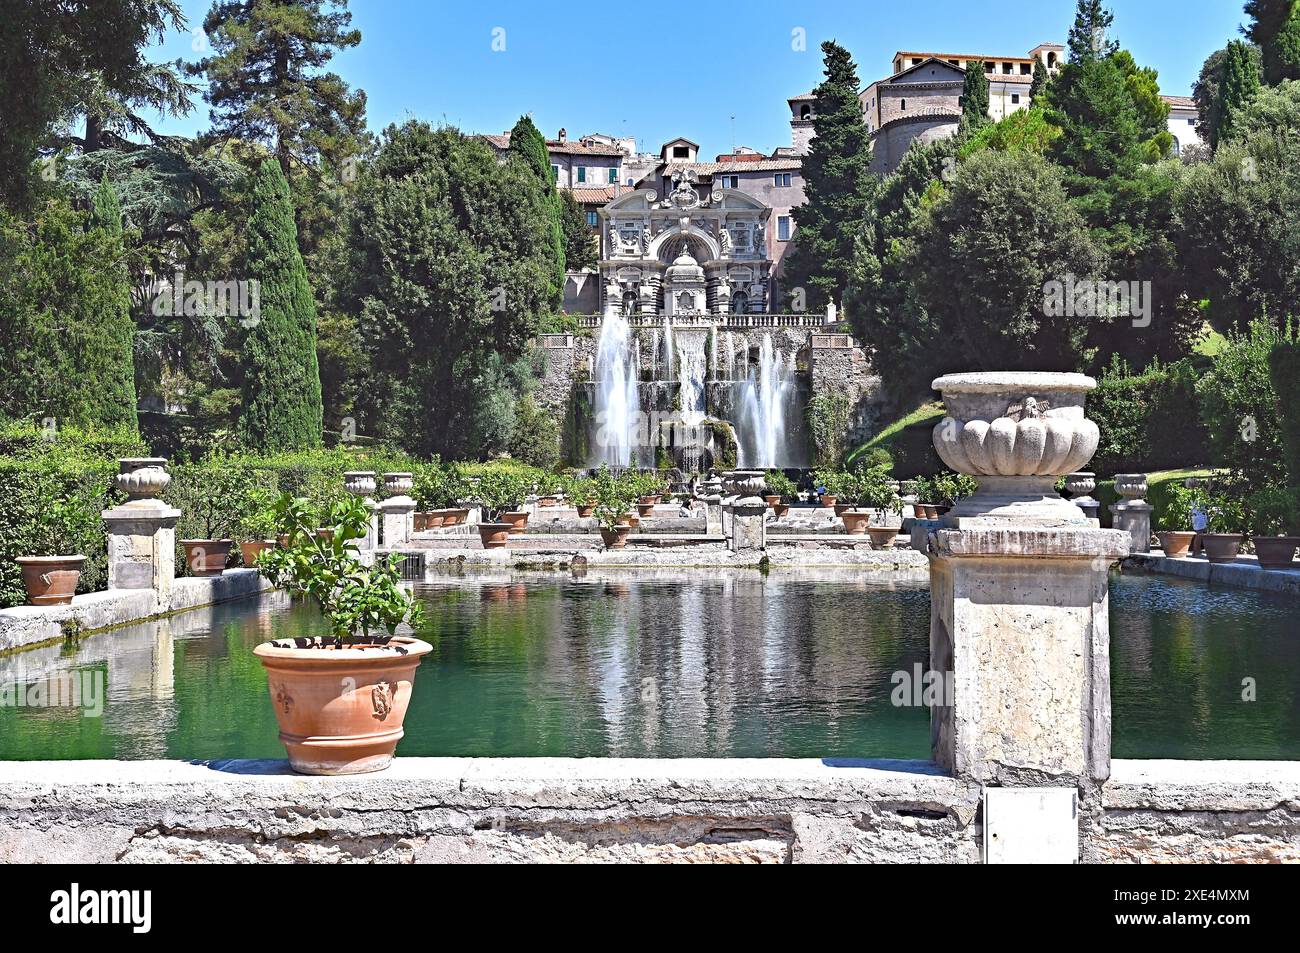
[1124,551,1300,595]
[0,569,272,654]
[1,757,1295,862]
[931,526,1130,559]
[418,547,928,572]
[931,371,1097,392]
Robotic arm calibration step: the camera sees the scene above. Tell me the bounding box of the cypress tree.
[87,174,139,432]
[1216,41,1264,147]
[1246,0,1300,85]
[508,115,565,308]
[1030,59,1050,100]
[1067,0,1118,64]
[960,60,991,131]
[783,40,875,312]
[238,159,322,451]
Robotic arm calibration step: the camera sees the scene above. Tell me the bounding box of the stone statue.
[719,227,732,254]
[752,223,765,255]
[607,225,620,255]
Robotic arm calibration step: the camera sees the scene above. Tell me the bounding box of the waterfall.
[662,316,675,384]
[649,328,659,381]
[737,333,796,468]
[676,333,708,474]
[709,324,717,381]
[592,313,640,466]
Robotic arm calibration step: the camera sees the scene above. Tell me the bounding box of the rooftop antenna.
[730,115,736,154]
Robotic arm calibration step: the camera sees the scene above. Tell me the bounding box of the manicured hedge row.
[1089,357,1211,477]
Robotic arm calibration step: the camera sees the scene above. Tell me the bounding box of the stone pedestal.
[1110,473,1152,555]
[379,473,415,547]
[343,472,379,550]
[102,459,180,610]
[928,527,1129,784]
[727,500,767,553]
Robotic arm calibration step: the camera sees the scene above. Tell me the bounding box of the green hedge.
[1268,332,1300,487]
[1089,357,1211,477]
[0,423,144,608]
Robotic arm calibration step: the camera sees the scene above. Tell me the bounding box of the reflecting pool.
[0,571,1295,761]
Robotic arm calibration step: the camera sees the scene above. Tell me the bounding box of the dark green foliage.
[960,61,990,131]
[1048,55,1147,180]
[1267,330,1300,487]
[1089,356,1210,475]
[237,159,323,451]
[0,1,189,209]
[0,422,145,609]
[559,189,598,271]
[509,393,561,471]
[1195,44,1264,148]
[88,175,140,433]
[1066,0,1117,64]
[508,115,565,307]
[344,122,555,459]
[1217,41,1265,147]
[190,0,367,178]
[1030,59,1050,100]
[906,150,1103,372]
[782,41,876,311]
[0,197,140,431]
[1246,0,1300,85]
[1196,320,1288,485]
[805,393,853,466]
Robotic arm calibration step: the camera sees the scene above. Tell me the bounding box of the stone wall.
[808,335,884,451]
[1,757,1294,863]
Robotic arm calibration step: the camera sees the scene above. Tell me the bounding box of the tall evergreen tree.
[1030,59,1050,100]
[190,0,367,179]
[782,41,875,312]
[1066,0,1118,64]
[508,115,565,308]
[1216,40,1265,147]
[88,174,139,432]
[559,189,598,272]
[237,159,322,451]
[1245,0,1300,85]
[960,61,991,131]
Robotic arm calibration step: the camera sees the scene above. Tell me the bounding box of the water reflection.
[0,573,1295,761]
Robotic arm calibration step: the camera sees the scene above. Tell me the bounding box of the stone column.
[343,471,379,550]
[1110,473,1153,555]
[928,373,1129,788]
[102,458,181,611]
[378,472,415,548]
[727,471,767,554]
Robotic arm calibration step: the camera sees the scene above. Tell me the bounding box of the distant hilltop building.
[1161,95,1202,156]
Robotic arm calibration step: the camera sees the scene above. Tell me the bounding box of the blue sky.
[150,0,1247,158]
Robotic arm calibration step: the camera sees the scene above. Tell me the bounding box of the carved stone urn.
[931,372,1101,526]
[343,471,377,499]
[382,472,414,497]
[1113,473,1149,505]
[115,458,171,506]
[1065,472,1100,520]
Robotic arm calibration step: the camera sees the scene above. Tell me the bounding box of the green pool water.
[0,572,1295,761]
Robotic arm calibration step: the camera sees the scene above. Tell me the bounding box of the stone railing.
[572,313,836,331]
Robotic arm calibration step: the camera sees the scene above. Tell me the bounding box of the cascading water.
[591,312,640,466]
[737,333,797,468]
[662,316,675,384]
[674,333,708,473]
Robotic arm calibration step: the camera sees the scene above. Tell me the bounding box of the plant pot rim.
[254,635,432,664]
[16,554,86,564]
[181,538,234,545]
[1202,532,1243,540]
[479,521,514,529]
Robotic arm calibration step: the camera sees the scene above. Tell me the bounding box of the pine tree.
[87,174,139,432]
[1216,41,1264,147]
[559,189,597,271]
[960,60,991,131]
[1067,0,1118,64]
[1030,59,1050,100]
[782,41,875,312]
[1246,0,1300,85]
[190,0,367,179]
[237,160,322,451]
[508,115,565,308]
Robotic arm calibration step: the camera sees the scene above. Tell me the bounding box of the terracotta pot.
[181,539,232,577]
[640,495,660,505]
[477,523,512,549]
[426,511,446,529]
[539,496,559,507]
[502,511,529,533]
[821,495,837,509]
[764,495,781,507]
[867,526,899,550]
[834,503,852,517]
[636,502,656,517]
[15,555,85,606]
[1254,535,1300,570]
[916,503,937,520]
[773,503,790,519]
[934,504,952,517]
[576,503,595,518]
[413,512,428,532]
[254,635,433,775]
[277,533,291,549]
[1156,530,1195,559]
[240,540,275,566]
[445,508,469,527]
[1202,533,1244,564]
[841,511,871,535]
[600,527,632,550]
[624,514,640,528]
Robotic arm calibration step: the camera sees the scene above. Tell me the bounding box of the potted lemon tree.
[594,467,639,550]
[256,494,428,775]
[1248,486,1300,570]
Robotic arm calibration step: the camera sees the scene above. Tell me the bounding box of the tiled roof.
[683,158,803,173]
[567,186,624,204]
[788,90,817,102]
[1162,95,1196,109]
[895,50,1039,63]
[481,133,624,157]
